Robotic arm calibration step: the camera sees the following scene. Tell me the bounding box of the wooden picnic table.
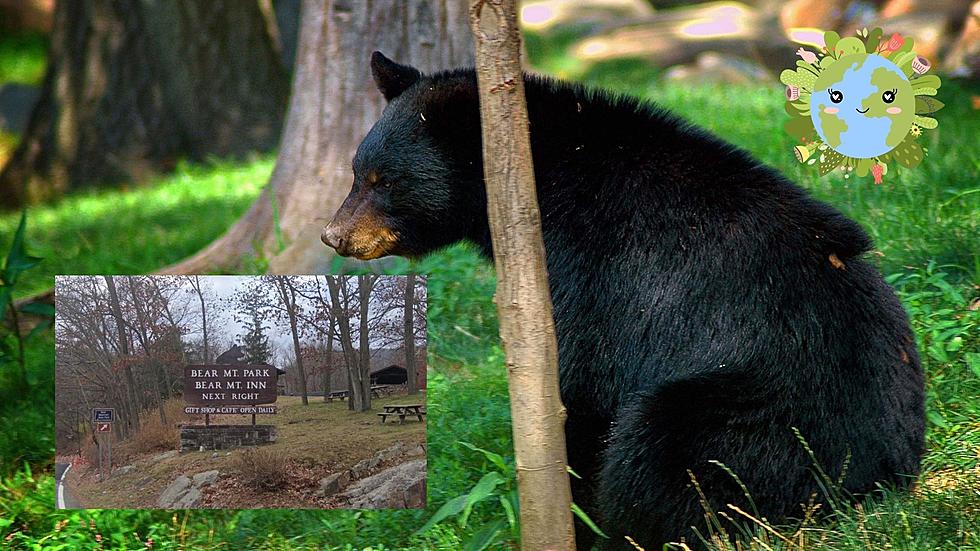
[377,404,426,424]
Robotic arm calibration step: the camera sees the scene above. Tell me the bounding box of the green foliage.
[0,212,43,385]
[0,32,47,86]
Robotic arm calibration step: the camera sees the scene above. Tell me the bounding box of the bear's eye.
[829,89,843,103]
[882,89,896,103]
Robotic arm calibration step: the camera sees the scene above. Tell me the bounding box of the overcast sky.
[184,276,416,352]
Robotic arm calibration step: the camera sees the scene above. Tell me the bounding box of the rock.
[342,460,427,509]
[351,456,381,478]
[520,0,654,32]
[192,470,219,488]
[151,450,178,462]
[113,465,135,476]
[404,477,427,509]
[157,475,192,508]
[377,442,408,463]
[664,51,770,85]
[173,487,201,509]
[158,470,219,508]
[316,471,351,497]
[405,444,425,458]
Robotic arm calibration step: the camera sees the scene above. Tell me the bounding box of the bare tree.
[324,275,364,411]
[271,276,309,405]
[186,276,211,364]
[162,0,473,275]
[470,0,575,548]
[103,276,141,437]
[404,273,419,394]
[356,275,378,411]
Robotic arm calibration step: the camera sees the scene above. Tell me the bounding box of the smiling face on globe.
[810,53,914,159]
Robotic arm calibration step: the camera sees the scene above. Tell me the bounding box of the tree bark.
[0,0,288,208]
[187,276,210,364]
[469,1,575,549]
[356,275,375,412]
[404,273,418,394]
[161,0,474,275]
[323,312,333,402]
[274,276,308,405]
[325,275,362,411]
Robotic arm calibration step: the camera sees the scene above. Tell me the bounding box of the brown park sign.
[183,364,278,407]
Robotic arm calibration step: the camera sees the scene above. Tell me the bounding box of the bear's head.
[321,52,486,260]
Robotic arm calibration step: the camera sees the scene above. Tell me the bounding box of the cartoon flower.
[910,124,921,137]
[871,163,884,184]
[912,56,931,74]
[786,85,800,101]
[796,48,818,64]
[883,33,904,53]
[793,145,811,163]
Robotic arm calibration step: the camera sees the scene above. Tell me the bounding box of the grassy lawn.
[65,396,425,510]
[1,26,978,551]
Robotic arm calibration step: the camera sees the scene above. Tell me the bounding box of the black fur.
[332,53,925,550]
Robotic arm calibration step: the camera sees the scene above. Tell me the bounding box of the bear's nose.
[321,225,344,251]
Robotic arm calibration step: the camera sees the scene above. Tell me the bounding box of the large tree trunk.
[162,0,474,275]
[470,1,575,549]
[404,273,418,394]
[0,0,287,208]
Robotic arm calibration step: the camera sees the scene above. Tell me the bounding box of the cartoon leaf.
[791,102,810,115]
[914,87,938,96]
[784,117,816,141]
[896,36,915,55]
[913,115,938,129]
[864,28,883,52]
[781,68,816,89]
[819,149,845,175]
[890,137,925,168]
[824,31,840,53]
[914,96,944,113]
[891,51,915,68]
[855,158,874,177]
[911,74,941,90]
[836,37,866,56]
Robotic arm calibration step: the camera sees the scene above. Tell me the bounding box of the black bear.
[322,52,924,550]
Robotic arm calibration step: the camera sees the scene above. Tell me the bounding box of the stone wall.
[179,424,277,453]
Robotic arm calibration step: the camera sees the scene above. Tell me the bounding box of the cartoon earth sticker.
[782,28,942,183]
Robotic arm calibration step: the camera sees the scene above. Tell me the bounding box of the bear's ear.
[371,51,421,101]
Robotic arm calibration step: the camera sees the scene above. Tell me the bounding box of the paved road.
[55,463,82,509]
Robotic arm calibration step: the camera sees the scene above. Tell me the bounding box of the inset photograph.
[55,275,426,509]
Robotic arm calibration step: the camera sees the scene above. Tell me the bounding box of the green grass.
[0,157,273,299]
[1,24,979,551]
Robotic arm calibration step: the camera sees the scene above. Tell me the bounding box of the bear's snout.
[320,224,345,251]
